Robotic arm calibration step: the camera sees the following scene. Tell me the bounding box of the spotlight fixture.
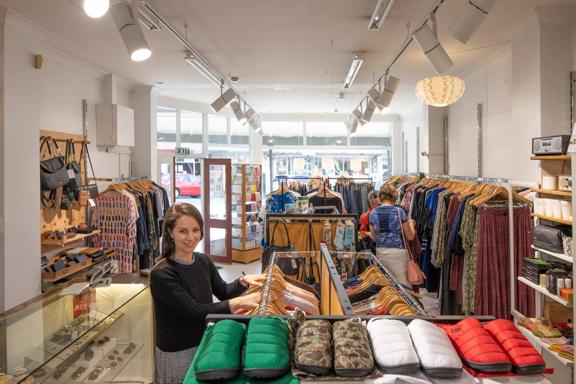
[184,51,221,86]
[230,100,247,123]
[375,75,400,109]
[83,0,109,18]
[111,3,152,62]
[449,0,495,44]
[368,87,380,103]
[244,108,255,125]
[343,54,363,89]
[345,115,359,135]
[368,0,396,30]
[351,108,363,124]
[412,23,453,74]
[360,101,376,124]
[210,88,237,112]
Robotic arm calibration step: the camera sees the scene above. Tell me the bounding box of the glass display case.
[231,164,263,263]
[0,275,152,383]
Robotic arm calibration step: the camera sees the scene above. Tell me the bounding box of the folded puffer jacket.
[294,320,332,375]
[484,319,546,374]
[407,319,462,379]
[193,320,246,381]
[366,319,420,374]
[332,319,375,377]
[438,317,512,373]
[243,317,291,379]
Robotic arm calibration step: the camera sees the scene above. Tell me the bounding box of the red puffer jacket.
[484,319,546,374]
[438,318,512,373]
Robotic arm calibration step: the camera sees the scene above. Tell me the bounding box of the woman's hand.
[229,292,261,312]
[240,273,266,288]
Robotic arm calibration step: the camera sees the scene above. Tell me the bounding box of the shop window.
[306,122,347,146]
[209,115,228,144]
[262,121,304,146]
[350,121,392,146]
[157,107,177,150]
[180,110,203,145]
[231,119,249,145]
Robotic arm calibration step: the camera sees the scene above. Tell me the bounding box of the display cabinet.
[231,164,263,263]
[0,275,152,384]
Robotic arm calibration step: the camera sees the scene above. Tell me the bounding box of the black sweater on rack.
[150,253,246,352]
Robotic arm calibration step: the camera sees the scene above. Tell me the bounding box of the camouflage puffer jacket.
[294,319,333,375]
[332,319,375,377]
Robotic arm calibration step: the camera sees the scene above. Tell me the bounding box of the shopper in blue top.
[369,183,416,286]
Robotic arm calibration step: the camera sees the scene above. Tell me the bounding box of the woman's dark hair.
[378,183,398,203]
[160,203,204,260]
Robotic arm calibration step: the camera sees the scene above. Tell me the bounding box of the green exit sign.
[176,147,191,155]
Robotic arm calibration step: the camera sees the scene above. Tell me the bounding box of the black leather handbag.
[533,225,571,254]
[40,136,69,191]
[261,220,297,274]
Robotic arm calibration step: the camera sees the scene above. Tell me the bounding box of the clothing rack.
[418,174,518,318]
[90,176,150,182]
[258,250,278,315]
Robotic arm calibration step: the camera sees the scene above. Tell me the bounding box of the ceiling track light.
[83,0,109,18]
[412,22,453,74]
[210,88,237,112]
[345,115,359,135]
[230,99,247,123]
[360,100,376,124]
[335,92,346,112]
[184,50,221,87]
[343,54,363,89]
[137,2,162,31]
[368,0,396,30]
[244,108,255,125]
[111,2,151,62]
[375,75,400,109]
[449,0,495,44]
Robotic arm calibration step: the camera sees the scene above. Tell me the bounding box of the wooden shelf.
[531,155,571,161]
[532,245,573,264]
[518,277,572,307]
[518,326,574,367]
[530,188,572,197]
[41,230,101,247]
[42,251,115,283]
[530,213,572,225]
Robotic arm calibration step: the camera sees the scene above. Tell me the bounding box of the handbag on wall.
[398,208,425,286]
[40,136,69,191]
[80,141,99,199]
[261,220,297,275]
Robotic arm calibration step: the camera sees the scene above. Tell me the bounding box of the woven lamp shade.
[415,76,465,107]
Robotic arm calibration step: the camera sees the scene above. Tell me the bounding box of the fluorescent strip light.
[343,54,363,89]
[184,50,221,87]
[137,3,162,31]
[368,0,396,30]
[210,88,237,112]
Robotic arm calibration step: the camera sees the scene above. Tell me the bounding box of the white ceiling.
[2,0,575,117]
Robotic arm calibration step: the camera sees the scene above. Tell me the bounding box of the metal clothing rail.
[90,176,150,182]
[420,174,519,319]
[258,251,278,315]
[370,255,429,315]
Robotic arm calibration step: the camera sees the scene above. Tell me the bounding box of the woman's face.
[171,215,202,254]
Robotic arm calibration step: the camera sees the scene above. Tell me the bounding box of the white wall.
[401,103,426,173]
[0,10,133,310]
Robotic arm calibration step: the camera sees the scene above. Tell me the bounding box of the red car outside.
[162,173,201,198]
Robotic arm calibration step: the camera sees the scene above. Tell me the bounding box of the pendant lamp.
[415,76,465,107]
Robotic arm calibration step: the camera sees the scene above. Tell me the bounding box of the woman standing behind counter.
[151,203,264,383]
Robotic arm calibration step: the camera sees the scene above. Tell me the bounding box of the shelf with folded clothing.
[518,277,572,307]
[531,213,572,226]
[532,245,573,264]
[518,326,574,367]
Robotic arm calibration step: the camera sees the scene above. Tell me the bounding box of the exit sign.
[176,147,191,155]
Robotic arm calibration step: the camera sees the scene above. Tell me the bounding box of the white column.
[249,128,263,164]
[131,85,158,181]
[391,117,403,175]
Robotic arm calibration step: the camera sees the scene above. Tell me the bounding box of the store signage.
[176,147,191,156]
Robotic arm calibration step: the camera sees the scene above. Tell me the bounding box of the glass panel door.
[203,159,232,263]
